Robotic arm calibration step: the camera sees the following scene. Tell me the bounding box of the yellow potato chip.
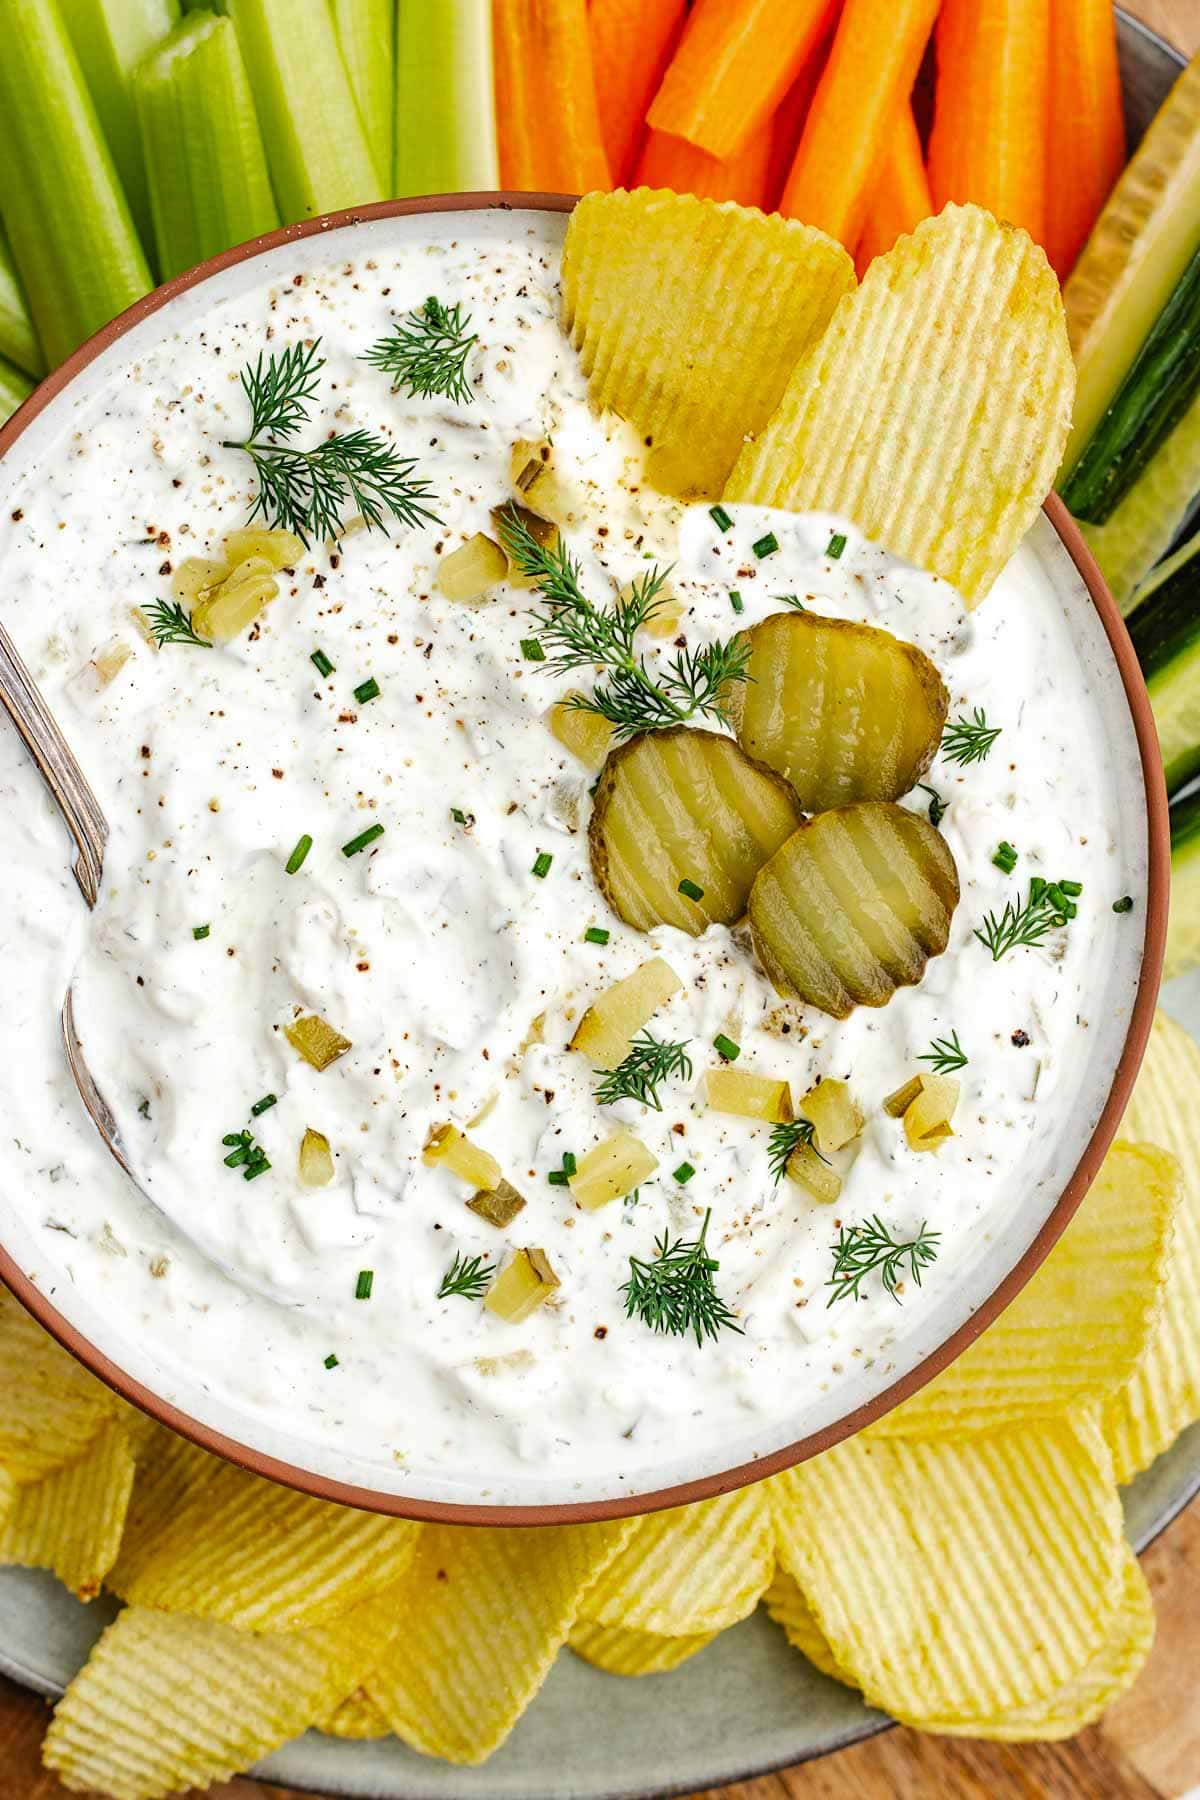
[561,189,854,499]
[726,204,1074,605]
[569,1619,715,1675]
[580,1487,773,1635]
[762,1570,851,1687]
[106,1421,222,1596]
[0,1288,120,1482]
[871,1140,1178,1437]
[366,1519,631,1765]
[1102,1010,1200,1482]
[116,1459,420,1630]
[770,1415,1125,1723]
[319,1686,392,1740]
[44,1587,402,1800]
[0,1417,135,1600]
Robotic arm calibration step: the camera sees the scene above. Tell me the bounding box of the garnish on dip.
[221,1125,270,1180]
[919,1031,968,1075]
[975,877,1081,960]
[438,1252,495,1302]
[827,1216,940,1307]
[362,296,477,405]
[620,1209,742,1346]
[940,705,1001,766]
[594,1033,693,1111]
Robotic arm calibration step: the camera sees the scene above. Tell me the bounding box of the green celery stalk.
[332,0,394,193]
[0,0,152,367]
[58,0,181,256]
[224,0,384,221]
[0,229,45,379]
[133,13,279,280]
[0,356,34,427]
[395,0,499,197]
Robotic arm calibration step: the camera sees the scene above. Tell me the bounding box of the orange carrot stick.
[590,0,687,186]
[493,0,611,192]
[779,0,939,248]
[647,0,841,164]
[927,0,1051,245]
[855,104,932,275]
[764,47,831,211]
[1044,0,1125,277]
[635,119,776,209]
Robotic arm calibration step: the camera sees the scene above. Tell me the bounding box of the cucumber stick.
[332,0,394,192]
[1062,53,1200,479]
[133,14,279,280]
[395,0,499,197]
[0,357,33,427]
[0,229,44,379]
[0,0,152,366]
[1167,787,1200,981]
[1128,531,1200,795]
[58,0,181,256]
[224,0,384,221]
[1079,386,1200,610]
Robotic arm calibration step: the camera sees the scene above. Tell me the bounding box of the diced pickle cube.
[437,532,508,603]
[785,1140,843,1203]
[590,728,802,935]
[484,1248,561,1322]
[749,803,960,1018]
[509,439,577,524]
[799,1078,863,1152]
[730,612,948,811]
[704,1069,794,1123]
[298,1127,334,1187]
[172,556,228,603]
[569,1131,659,1209]
[549,694,615,771]
[92,642,132,690]
[883,1075,925,1118]
[570,957,683,1068]
[903,1074,960,1152]
[223,527,305,570]
[467,1179,527,1228]
[192,558,279,643]
[284,1014,352,1071]
[491,502,560,588]
[423,1124,502,1191]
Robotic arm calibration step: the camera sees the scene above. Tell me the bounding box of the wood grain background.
[1,1,1197,1793]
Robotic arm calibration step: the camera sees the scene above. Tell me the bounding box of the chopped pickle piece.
[172,556,229,603]
[436,532,508,603]
[800,1078,863,1152]
[91,642,131,690]
[466,1179,527,1228]
[549,694,615,771]
[484,1247,561,1322]
[883,1075,925,1117]
[590,728,802,935]
[223,527,305,570]
[621,578,681,639]
[902,1074,960,1152]
[730,612,949,811]
[509,439,577,524]
[491,502,559,588]
[704,1068,794,1123]
[570,957,683,1068]
[298,1127,334,1187]
[785,1140,843,1203]
[191,557,279,643]
[749,803,960,1018]
[422,1124,502,1191]
[569,1131,659,1210]
[284,1014,352,1071]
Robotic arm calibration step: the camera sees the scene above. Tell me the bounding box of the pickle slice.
[749,803,960,1017]
[590,728,802,935]
[730,612,948,812]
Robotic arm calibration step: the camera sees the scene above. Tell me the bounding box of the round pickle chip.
[729,611,949,813]
[749,802,960,1017]
[589,727,803,935]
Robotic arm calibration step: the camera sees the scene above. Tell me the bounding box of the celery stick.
[395,0,499,197]
[0,0,152,366]
[59,0,181,255]
[0,357,34,427]
[0,229,44,379]
[133,14,279,279]
[332,0,394,192]
[224,0,384,220]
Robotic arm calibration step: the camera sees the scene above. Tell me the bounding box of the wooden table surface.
[3,1,1198,1795]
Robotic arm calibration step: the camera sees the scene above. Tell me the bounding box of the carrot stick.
[779,0,939,248]
[647,0,841,164]
[635,119,776,209]
[927,0,1051,245]
[590,0,687,187]
[855,104,932,275]
[765,47,831,211]
[493,0,611,192]
[1044,0,1125,278]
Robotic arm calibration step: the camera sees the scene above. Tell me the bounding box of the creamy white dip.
[0,212,1148,1505]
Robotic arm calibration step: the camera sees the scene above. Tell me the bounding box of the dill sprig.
[940,706,1001,767]
[497,504,750,740]
[595,1032,694,1111]
[437,1252,494,1301]
[826,1215,940,1308]
[620,1208,743,1346]
[766,1117,827,1185]
[974,880,1067,961]
[222,341,439,547]
[918,1029,968,1075]
[916,783,946,827]
[144,599,211,649]
[362,297,478,405]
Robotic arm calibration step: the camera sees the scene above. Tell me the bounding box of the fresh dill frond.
[144,599,212,649]
[620,1208,743,1346]
[766,1117,827,1185]
[940,705,1001,767]
[918,1030,968,1075]
[974,880,1067,961]
[595,1032,694,1111]
[437,1252,494,1301]
[826,1215,940,1308]
[778,594,807,610]
[237,339,325,440]
[916,782,946,826]
[362,296,478,406]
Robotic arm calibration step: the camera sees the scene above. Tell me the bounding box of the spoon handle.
[0,619,108,907]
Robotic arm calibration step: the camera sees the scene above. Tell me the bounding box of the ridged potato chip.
[1102,1010,1200,1482]
[770,1415,1125,1723]
[0,1289,120,1482]
[366,1520,631,1765]
[561,190,854,498]
[726,205,1074,605]
[0,1418,135,1601]
[762,1570,851,1686]
[580,1488,774,1635]
[569,1619,715,1675]
[106,1423,222,1596]
[871,1140,1178,1437]
[320,1686,393,1740]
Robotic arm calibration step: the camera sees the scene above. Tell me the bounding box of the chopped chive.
[1059,878,1083,897]
[342,823,385,857]
[713,1033,741,1062]
[709,504,734,532]
[532,850,553,878]
[548,1169,569,1186]
[1045,882,1067,910]
[752,531,779,559]
[250,1094,277,1117]
[562,1151,577,1177]
[311,648,335,677]
[286,834,313,874]
[353,676,381,705]
[1061,898,1078,919]
[192,924,210,940]
[451,807,467,824]
[729,590,745,615]
[244,1158,271,1180]
[520,637,546,662]
[825,532,847,559]
[1029,876,1047,905]
[673,1161,696,1184]
[355,1269,374,1300]
[678,877,705,902]
[992,841,1018,875]
[1113,895,1134,914]
[324,1353,339,1369]
[584,926,610,945]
